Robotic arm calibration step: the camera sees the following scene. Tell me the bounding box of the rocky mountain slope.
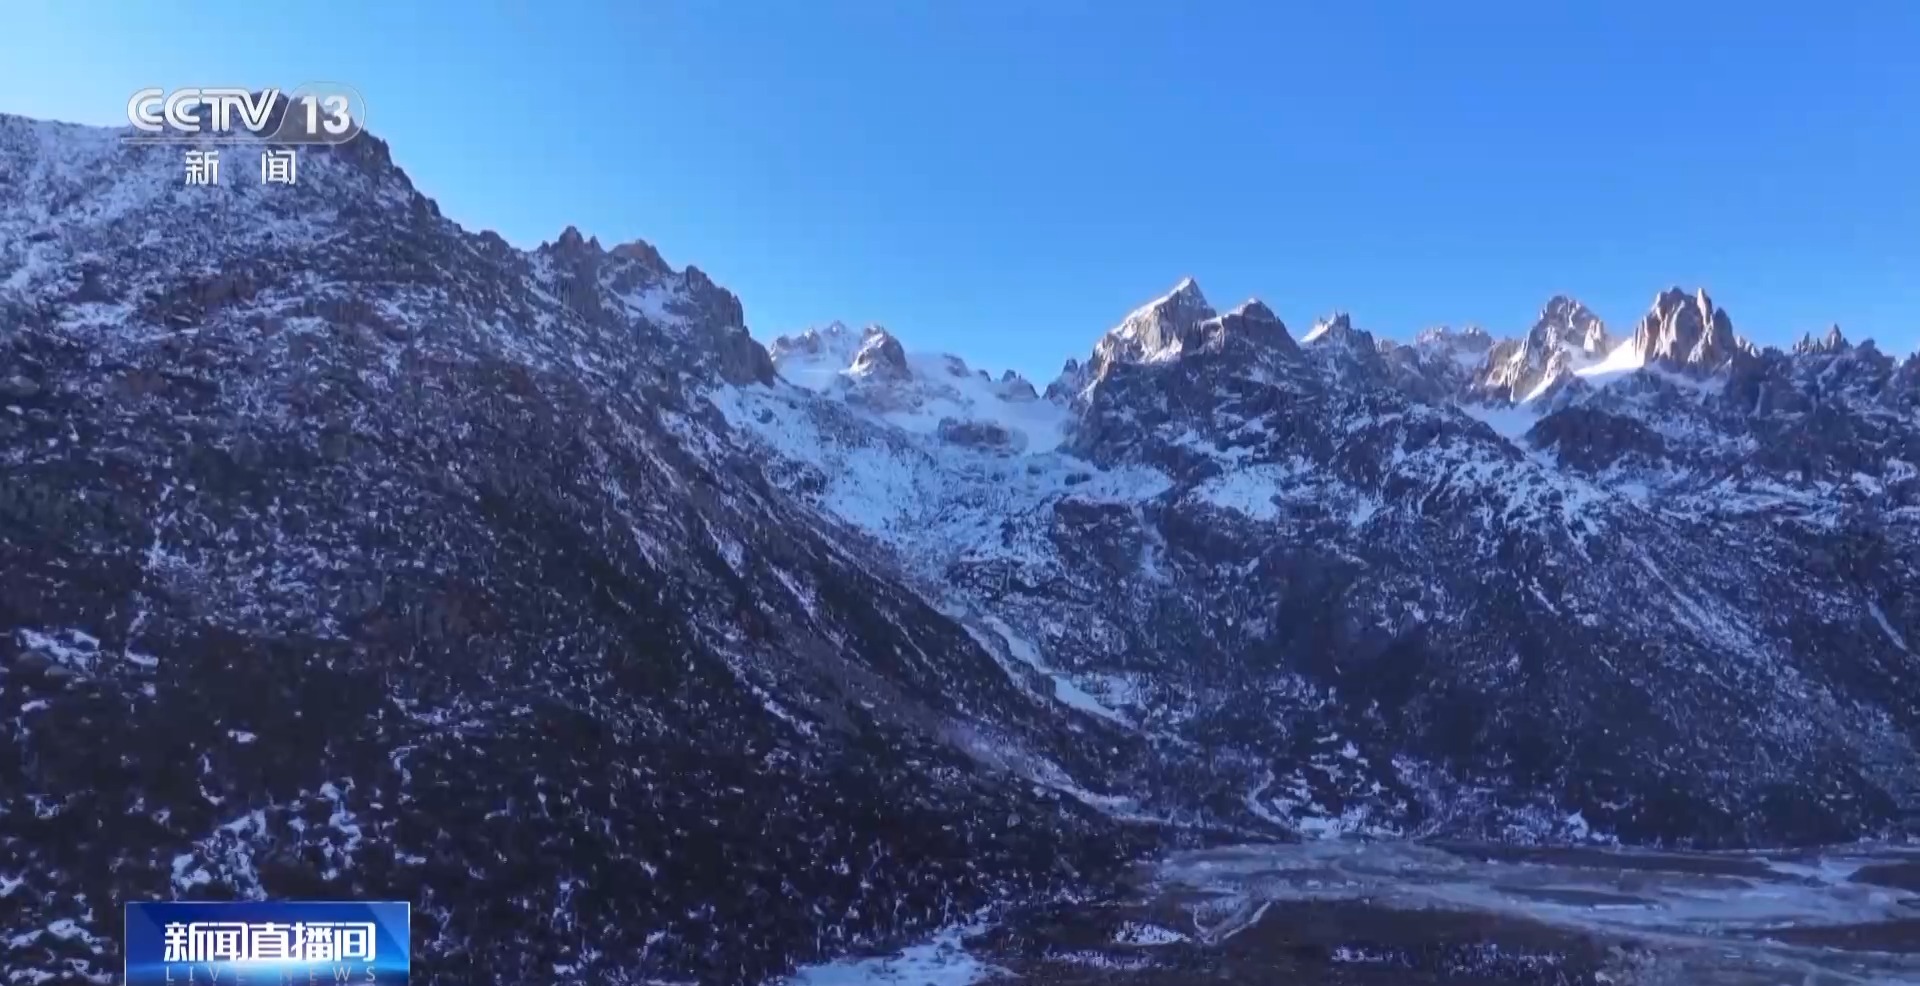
[0,114,1147,985]
[2,109,1917,984]
[743,279,1920,850]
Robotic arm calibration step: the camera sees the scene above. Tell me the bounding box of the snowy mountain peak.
[767,322,860,367]
[544,224,621,259]
[608,238,670,274]
[1405,326,1499,394]
[1205,298,1297,355]
[999,371,1040,401]
[848,327,911,381]
[1415,324,1496,350]
[1302,311,1355,343]
[1225,298,1278,322]
[1468,295,1615,402]
[764,317,1067,450]
[539,227,673,277]
[1631,285,1744,372]
[770,321,991,389]
[1049,278,1224,400]
[1530,295,1611,355]
[1299,312,1390,380]
[1113,277,1217,350]
[523,221,767,381]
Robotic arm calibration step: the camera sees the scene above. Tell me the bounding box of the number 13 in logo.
[275,83,367,145]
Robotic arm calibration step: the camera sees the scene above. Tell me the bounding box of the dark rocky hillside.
[0,116,1149,985]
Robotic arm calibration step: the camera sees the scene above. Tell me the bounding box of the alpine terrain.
[2,110,1918,984]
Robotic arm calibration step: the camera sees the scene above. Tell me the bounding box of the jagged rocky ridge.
[0,109,1917,985]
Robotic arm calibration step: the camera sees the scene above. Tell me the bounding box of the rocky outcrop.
[1057,277,1220,399]
[1206,299,1298,356]
[1630,287,1745,372]
[1533,295,1612,355]
[936,417,1022,452]
[1470,296,1613,403]
[1794,324,1850,356]
[848,326,911,381]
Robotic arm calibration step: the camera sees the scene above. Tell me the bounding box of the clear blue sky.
[7,1,1917,378]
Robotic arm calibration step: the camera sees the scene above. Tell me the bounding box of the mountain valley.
[2,111,1918,984]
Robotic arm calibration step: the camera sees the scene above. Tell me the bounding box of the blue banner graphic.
[124,901,410,985]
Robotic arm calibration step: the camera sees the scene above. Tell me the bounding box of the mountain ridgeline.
[1,112,1917,983]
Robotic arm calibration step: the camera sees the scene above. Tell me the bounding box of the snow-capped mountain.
[3,107,1918,985]
[740,275,1920,855]
[767,322,1059,453]
[1470,295,1615,402]
[1044,278,1298,406]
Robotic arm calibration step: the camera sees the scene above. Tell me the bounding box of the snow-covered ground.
[1573,338,1648,386]
[767,325,1070,452]
[708,379,1169,564]
[781,923,1002,985]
